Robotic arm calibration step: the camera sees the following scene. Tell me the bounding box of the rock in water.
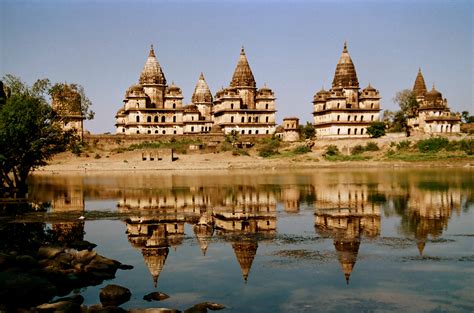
[99,284,131,306]
[36,300,81,313]
[38,246,63,259]
[0,272,57,307]
[143,291,170,302]
[184,302,225,313]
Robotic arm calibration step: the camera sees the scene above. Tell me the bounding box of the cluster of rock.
[0,243,132,310]
[33,283,224,313]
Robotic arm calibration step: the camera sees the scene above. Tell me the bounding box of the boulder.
[38,246,63,259]
[184,302,225,313]
[16,254,38,269]
[129,309,180,313]
[99,285,131,307]
[87,304,128,313]
[118,264,134,270]
[36,300,81,313]
[52,294,84,305]
[143,292,170,302]
[69,240,97,251]
[72,249,97,264]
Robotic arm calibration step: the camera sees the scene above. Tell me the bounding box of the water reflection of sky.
[28,168,473,312]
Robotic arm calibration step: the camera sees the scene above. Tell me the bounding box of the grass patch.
[258,136,281,158]
[111,139,202,154]
[325,154,372,161]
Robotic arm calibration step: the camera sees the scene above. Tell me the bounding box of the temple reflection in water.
[29,170,471,287]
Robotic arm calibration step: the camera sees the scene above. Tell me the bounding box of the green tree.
[394,89,419,118]
[0,76,74,196]
[461,111,474,124]
[366,121,386,138]
[300,122,315,139]
[50,83,95,120]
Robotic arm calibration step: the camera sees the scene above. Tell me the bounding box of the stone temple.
[115,45,276,135]
[408,68,461,134]
[312,42,381,137]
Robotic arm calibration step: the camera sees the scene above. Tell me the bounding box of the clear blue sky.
[1,0,472,134]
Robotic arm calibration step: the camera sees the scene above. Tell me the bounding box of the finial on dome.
[418,67,422,73]
[241,46,245,55]
[432,83,436,90]
[199,72,204,79]
[149,44,156,57]
[343,41,348,53]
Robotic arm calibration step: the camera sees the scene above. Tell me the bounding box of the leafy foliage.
[417,137,449,153]
[300,122,315,140]
[461,111,474,124]
[292,145,311,155]
[258,136,281,157]
[366,122,386,138]
[365,142,380,151]
[323,145,339,157]
[350,145,365,155]
[0,84,73,195]
[394,89,419,118]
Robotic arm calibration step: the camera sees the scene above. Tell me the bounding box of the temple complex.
[312,42,381,137]
[212,47,277,135]
[116,46,276,136]
[408,69,461,134]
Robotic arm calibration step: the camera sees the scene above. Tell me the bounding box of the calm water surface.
[22,168,474,312]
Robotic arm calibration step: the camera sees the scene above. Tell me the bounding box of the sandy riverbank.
[33,150,473,175]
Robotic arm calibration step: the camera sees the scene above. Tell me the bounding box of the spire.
[334,239,360,285]
[142,247,169,288]
[332,42,359,89]
[413,68,427,98]
[149,44,155,57]
[232,240,258,282]
[230,47,256,88]
[192,72,213,104]
[140,44,166,85]
[417,240,426,257]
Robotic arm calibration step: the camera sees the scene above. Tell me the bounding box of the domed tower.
[139,45,167,108]
[230,47,257,109]
[332,42,359,108]
[192,72,213,119]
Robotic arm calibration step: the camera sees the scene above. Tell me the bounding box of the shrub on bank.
[417,137,449,153]
[365,141,379,151]
[324,145,339,157]
[292,145,312,155]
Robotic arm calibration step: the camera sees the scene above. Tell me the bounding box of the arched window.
[162,130,166,134]
[161,116,165,123]
[231,116,234,123]
[136,130,139,134]
[191,126,194,132]
[154,116,158,123]
[354,129,357,135]
[266,130,269,134]
[361,129,364,134]
[440,125,444,133]
[255,117,259,123]
[265,103,268,109]
[173,103,176,109]
[348,128,351,135]
[347,116,350,121]
[266,117,269,123]
[136,116,140,123]
[256,130,259,134]
[371,115,374,121]
[337,103,340,109]
[360,116,364,121]
[122,128,125,133]
[155,130,158,134]
[337,115,340,121]
[241,130,245,134]
[231,103,234,109]
[248,117,251,123]
[248,130,252,134]
[323,104,326,110]
[371,103,374,109]
[241,117,245,123]
[147,116,151,123]
[173,116,176,123]
[337,128,340,135]
[147,130,151,134]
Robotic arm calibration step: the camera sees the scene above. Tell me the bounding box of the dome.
[139,45,166,85]
[424,85,442,102]
[192,72,213,104]
[362,83,376,92]
[332,42,359,89]
[130,84,144,92]
[313,88,329,102]
[230,47,256,88]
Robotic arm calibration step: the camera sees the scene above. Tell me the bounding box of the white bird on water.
[78,216,85,220]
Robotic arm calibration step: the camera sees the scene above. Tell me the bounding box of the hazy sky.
[1,0,472,134]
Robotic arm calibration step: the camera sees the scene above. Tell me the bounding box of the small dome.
[130,84,144,92]
[313,88,329,101]
[424,85,442,102]
[362,83,376,92]
[185,104,199,112]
